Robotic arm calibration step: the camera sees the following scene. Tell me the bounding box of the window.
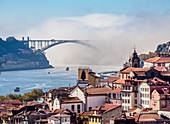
[125,99,127,103]
[89,107,92,111]
[92,117,94,122]
[99,118,101,122]
[152,95,154,99]
[135,99,137,104]
[158,63,161,66]
[71,105,74,111]
[77,104,80,113]
[135,93,137,97]
[128,99,130,103]
[95,117,97,122]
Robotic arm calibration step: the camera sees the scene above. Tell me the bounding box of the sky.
[1,0,170,66]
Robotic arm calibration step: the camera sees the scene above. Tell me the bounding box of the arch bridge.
[22,37,90,51]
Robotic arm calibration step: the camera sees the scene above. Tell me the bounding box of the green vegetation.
[139,41,170,60]
[0,36,50,66]
[0,89,44,102]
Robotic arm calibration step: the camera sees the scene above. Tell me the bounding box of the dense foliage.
[139,41,170,60]
[0,37,50,66]
[0,89,44,102]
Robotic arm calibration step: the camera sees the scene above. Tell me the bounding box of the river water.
[0,65,121,96]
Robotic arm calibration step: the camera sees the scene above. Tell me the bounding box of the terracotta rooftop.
[0,100,22,105]
[121,67,149,73]
[48,86,77,93]
[86,87,112,95]
[114,79,126,84]
[100,77,120,82]
[109,88,121,93]
[134,113,163,122]
[92,104,121,114]
[60,97,83,103]
[3,103,15,109]
[145,56,170,63]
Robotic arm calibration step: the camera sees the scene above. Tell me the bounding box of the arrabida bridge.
[22,37,91,51]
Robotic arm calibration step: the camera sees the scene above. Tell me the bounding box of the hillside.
[139,41,170,60]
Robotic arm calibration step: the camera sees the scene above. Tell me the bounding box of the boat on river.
[66,67,69,71]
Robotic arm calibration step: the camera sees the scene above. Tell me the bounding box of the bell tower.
[129,46,140,68]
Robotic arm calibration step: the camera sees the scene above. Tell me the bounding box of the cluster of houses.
[0,49,170,124]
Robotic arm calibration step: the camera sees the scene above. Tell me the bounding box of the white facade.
[69,87,85,103]
[144,61,170,68]
[86,95,106,111]
[53,98,60,110]
[139,82,150,108]
[61,102,83,113]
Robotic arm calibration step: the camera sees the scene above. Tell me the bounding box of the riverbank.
[0,65,53,72]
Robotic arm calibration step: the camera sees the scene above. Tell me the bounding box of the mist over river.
[0,65,121,96]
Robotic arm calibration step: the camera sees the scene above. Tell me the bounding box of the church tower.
[129,48,140,68]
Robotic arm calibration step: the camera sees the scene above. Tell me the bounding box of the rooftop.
[145,56,170,63]
[86,87,112,95]
[60,97,83,103]
[100,77,120,82]
[109,88,121,93]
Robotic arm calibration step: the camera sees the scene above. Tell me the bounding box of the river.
[0,65,121,96]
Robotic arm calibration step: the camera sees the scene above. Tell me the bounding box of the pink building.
[107,88,122,105]
[150,88,170,110]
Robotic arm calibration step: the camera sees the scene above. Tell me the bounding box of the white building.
[53,97,83,114]
[69,86,112,111]
[144,56,170,68]
[48,113,71,124]
[139,82,150,108]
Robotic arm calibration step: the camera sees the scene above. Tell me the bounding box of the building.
[53,97,83,114]
[99,76,119,87]
[109,116,136,124]
[48,113,71,124]
[144,56,170,68]
[121,79,139,111]
[133,113,170,124]
[69,86,112,111]
[77,67,100,87]
[88,104,122,124]
[150,88,170,110]
[139,78,170,109]
[120,67,149,80]
[107,88,122,105]
[129,49,140,68]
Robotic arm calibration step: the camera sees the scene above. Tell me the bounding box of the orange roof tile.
[92,104,121,114]
[144,56,161,63]
[114,79,126,84]
[86,87,112,95]
[61,97,83,103]
[145,56,170,63]
[109,88,121,93]
[0,100,22,105]
[121,67,149,73]
[101,77,120,82]
[153,66,168,71]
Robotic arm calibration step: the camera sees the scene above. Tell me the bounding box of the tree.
[0,96,5,102]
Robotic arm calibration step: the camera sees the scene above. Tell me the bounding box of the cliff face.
[0,37,53,71]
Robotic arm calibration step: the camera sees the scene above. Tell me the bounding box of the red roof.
[92,104,121,114]
[101,77,120,82]
[145,56,170,63]
[86,87,112,95]
[121,67,149,73]
[114,79,126,84]
[153,66,168,71]
[109,88,121,93]
[0,100,22,105]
